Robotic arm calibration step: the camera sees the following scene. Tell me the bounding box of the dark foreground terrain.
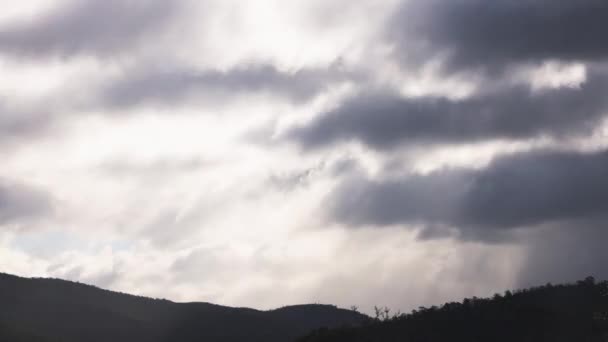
[2,273,608,342]
[0,273,365,342]
[299,277,608,342]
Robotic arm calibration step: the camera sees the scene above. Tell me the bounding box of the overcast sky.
[1,0,608,314]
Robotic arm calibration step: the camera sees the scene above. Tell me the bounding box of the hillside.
[299,277,608,342]
[0,273,366,342]
[4,273,608,342]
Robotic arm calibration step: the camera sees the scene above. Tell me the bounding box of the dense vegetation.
[299,277,608,342]
[0,273,365,342]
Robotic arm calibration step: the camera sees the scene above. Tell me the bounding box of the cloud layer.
[0,0,182,59]
[288,71,608,150]
[0,0,607,315]
[0,179,52,227]
[328,149,608,239]
[391,0,608,73]
[102,63,351,108]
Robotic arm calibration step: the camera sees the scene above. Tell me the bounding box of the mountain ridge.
[0,272,366,342]
[5,272,608,342]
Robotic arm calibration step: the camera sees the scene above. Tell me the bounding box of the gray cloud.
[97,158,210,178]
[327,149,608,240]
[266,161,329,193]
[0,98,59,151]
[0,180,53,226]
[0,113,49,146]
[170,247,228,283]
[0,0,182,59]
[391,0,608,73]
[101,63,352,108]
[287,71,608,150]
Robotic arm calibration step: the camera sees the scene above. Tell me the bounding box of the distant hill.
[0,273,366,342]
[299,277,608,342]
[4,273,608,342]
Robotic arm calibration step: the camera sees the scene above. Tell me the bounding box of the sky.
[1,0,608,314]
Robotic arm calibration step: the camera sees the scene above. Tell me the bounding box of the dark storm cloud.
[327,149,608,240]
[0,180,52,226]
[0,0,182,59]
[287,71,608,150]
[101,63,352,107]
[286,2,608,152]
[391,0,608,73]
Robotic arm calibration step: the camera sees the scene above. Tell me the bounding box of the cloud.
[97,158,210,178]
[2,0,608,315]
[0,94,62,151]
[0,179,53,226]
[0,111,50,147]
[0,0,183,59]
[390,0,608,73]
[287,70,608,150]
[326,148,608,240]
[100,63,352,108]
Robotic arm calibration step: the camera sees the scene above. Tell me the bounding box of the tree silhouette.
[299,277,608,342]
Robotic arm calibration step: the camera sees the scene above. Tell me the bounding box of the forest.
[299,277,608,342]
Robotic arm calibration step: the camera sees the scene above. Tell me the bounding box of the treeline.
[299,277,608,342]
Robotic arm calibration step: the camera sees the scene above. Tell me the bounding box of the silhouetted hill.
[299,277,608,342]
[5,273,608,342]
[0,273,366,342]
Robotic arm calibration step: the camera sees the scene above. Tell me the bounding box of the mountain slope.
[0,273,366,342]
[298,277,608,342]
